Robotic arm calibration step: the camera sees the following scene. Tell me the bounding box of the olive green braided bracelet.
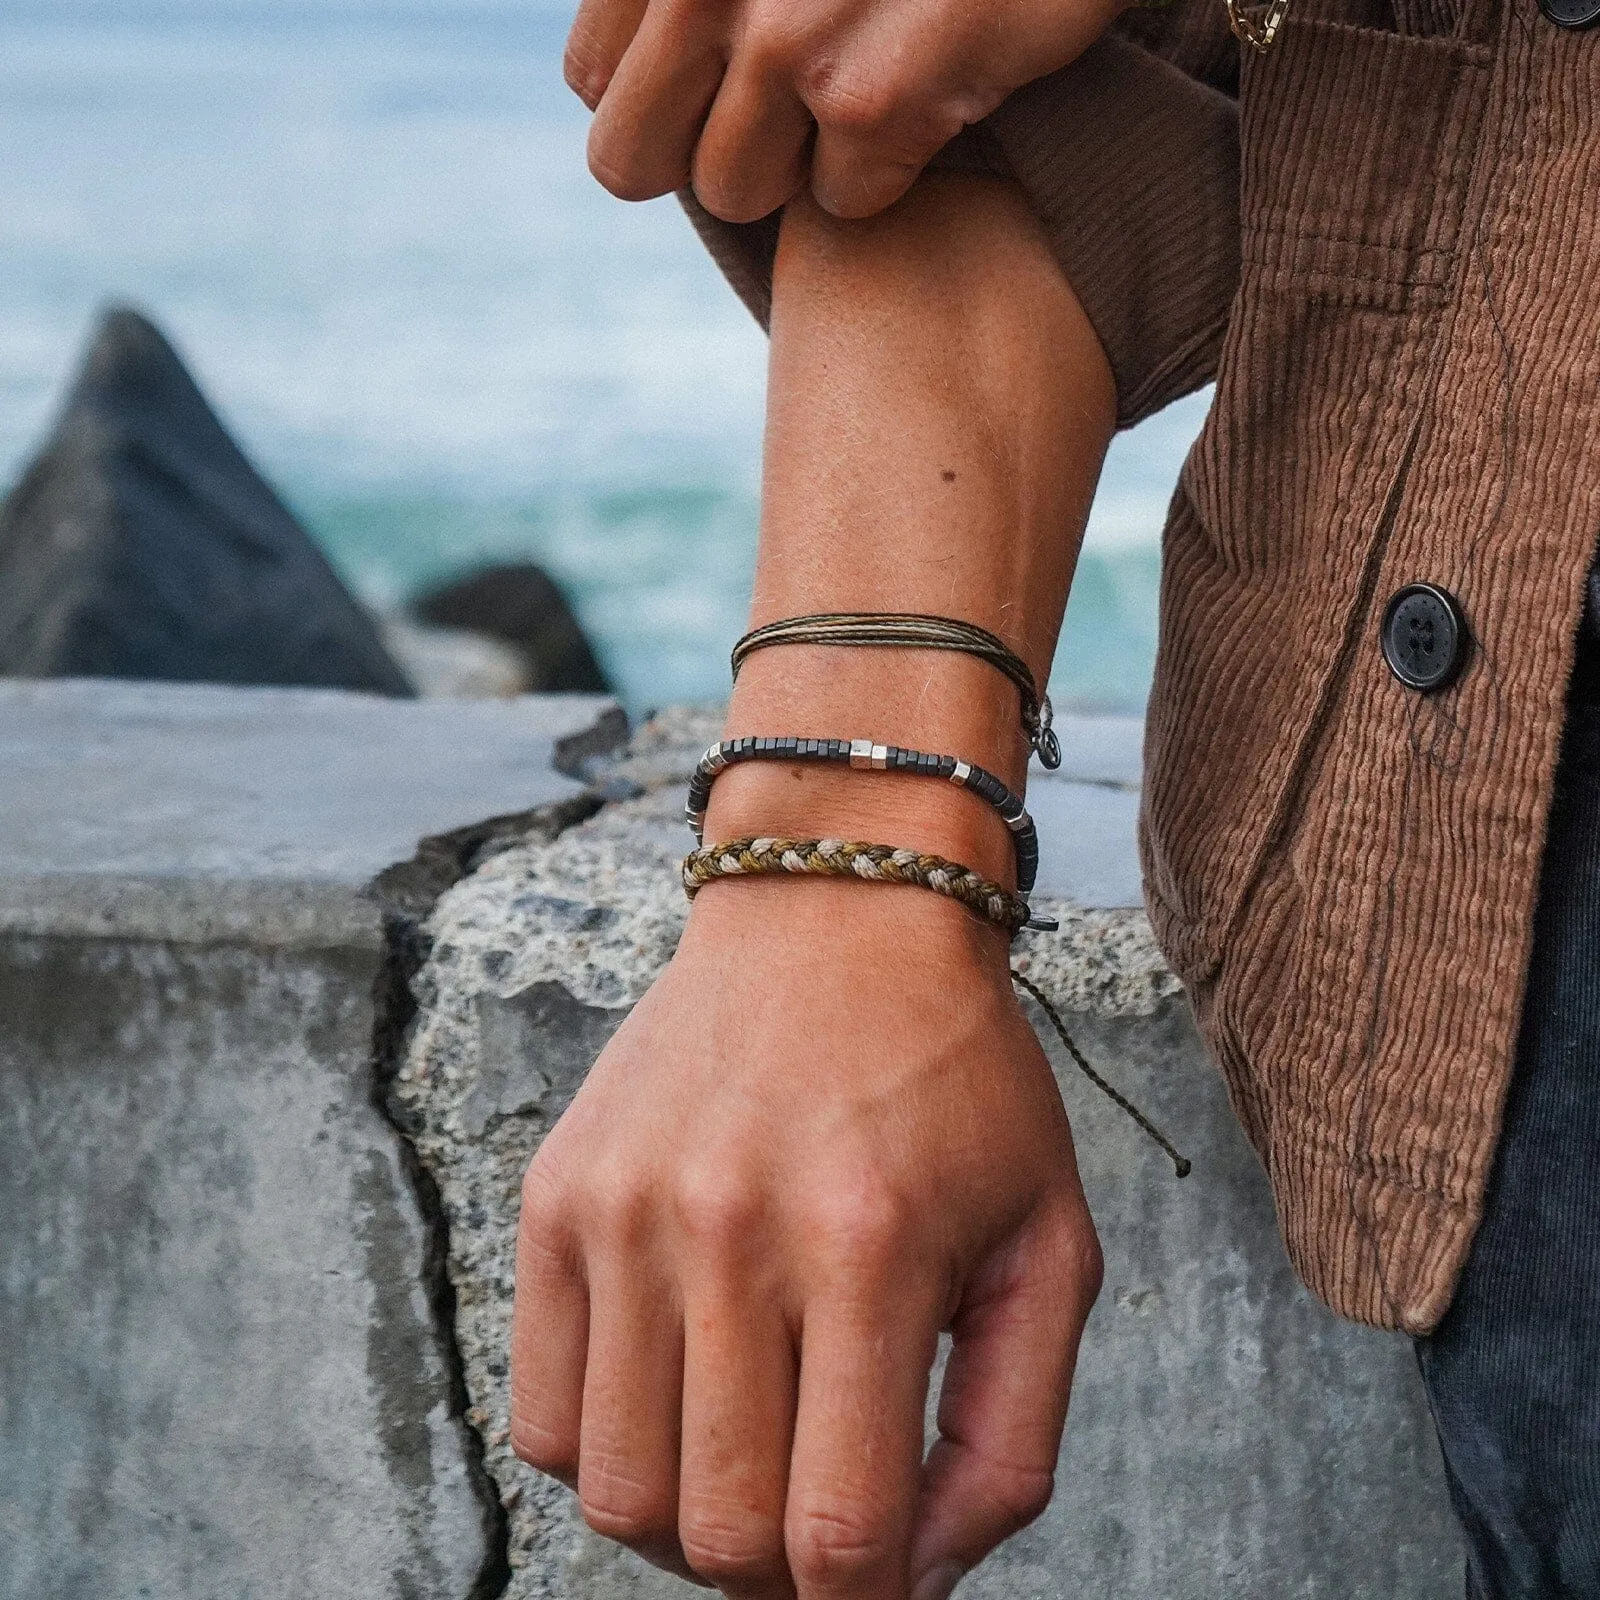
[681,836,1055,935]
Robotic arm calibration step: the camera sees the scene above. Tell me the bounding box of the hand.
[565,0,1129,223]
[510,878,1102,1600]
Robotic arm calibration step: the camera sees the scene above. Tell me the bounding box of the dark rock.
[411,563,610,694]
[0,307,413,695]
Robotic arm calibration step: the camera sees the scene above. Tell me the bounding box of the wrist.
[707,643,1034,888]
[724,643,1032,787]
[679,863,1016,974]
[703,760,1018,889]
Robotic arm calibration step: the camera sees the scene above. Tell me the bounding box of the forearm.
[514,172,1111,1600]
[706,174,1117,889]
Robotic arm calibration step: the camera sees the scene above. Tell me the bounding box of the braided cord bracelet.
[681,837,1190,1177]
[731,613,1062,770]
[683,836,1048,934]
[686,736,1040,894]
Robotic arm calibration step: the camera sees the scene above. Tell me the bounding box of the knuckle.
[694,184,763,225]
[692,145,801,226]
[679,1506,786,1584]
[587,1169,656,1247]
[1076,1230,1106,1307]
[562,32,611,108]
[740,10,807,76]
[518,1157,569,1235]
[786,1503,895,1589]
[987,1460,1055,1532]
[671,1164,763,1250]
[580,1465,677,1549]
[656,0,723,28]
[801,59,899,135]
[586,143,662,203]
[1046,1204,1105,1312]
[806,1180,912,1271]
[508,1415,577,1481]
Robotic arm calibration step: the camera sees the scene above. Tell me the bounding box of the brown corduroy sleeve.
[679,9,1242,428]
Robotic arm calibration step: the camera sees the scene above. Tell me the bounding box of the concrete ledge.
[390,714,1464,1598]
[0,679,625,1600]
[0,935,495,1597]
[1,690,1465,1596]
[0,678,619,946]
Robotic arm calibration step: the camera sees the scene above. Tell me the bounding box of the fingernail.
[911,1561,966,1600]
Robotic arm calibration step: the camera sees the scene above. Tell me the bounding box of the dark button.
[1540,0,1600,28]
[1381,583,1468,693]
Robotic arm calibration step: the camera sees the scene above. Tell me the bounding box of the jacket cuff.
[680,32,1240,429]
[978,34,1239,426]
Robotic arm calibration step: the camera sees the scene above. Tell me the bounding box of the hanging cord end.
[1010,967,1193,1180]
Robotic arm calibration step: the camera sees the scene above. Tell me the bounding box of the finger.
[677,1270,800,1595]
[809,91,1007,222]
[587,0,728,202]
[907,1200,1102,1600]
[800,11,1011,221]
[576,1231,692,1576]
[565,0,651,109]
[785,1235,942,1599]
[810,126,938,221]
[509,1176,589,1487]
[692,58,814,225]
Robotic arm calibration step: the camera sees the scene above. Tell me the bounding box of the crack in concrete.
[367,793,605,1600]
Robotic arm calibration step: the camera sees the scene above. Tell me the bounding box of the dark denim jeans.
[1415,698,1600,1598]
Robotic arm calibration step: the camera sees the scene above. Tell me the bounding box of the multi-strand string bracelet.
[678,611,1191,1178]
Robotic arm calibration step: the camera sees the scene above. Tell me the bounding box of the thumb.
[908,1197,1102,1600]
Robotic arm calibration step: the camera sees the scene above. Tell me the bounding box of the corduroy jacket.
[684,0,1600,1334]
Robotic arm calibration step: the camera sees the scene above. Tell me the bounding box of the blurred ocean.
[0,0,1208,713]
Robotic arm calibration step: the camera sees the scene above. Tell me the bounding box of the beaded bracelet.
[686,736,1039,894]
[731,613,1061,769]
[682,836,1053,934]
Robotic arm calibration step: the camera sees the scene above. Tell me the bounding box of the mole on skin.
[942,469,957,483]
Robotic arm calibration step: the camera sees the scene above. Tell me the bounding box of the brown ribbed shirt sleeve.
[679,4,1242,428]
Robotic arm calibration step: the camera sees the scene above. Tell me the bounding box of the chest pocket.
[1312,0,1464,35]
[1139,11,1494,984]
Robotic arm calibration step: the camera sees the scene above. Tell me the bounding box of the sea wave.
[0,3,1202,713]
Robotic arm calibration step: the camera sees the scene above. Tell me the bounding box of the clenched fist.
[565,0,1128,221]
[510,881,1102,1600]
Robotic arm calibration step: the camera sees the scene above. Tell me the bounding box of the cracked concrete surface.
[0,685,1467,1595]
[391,711,1465,1598]
[0,680,621,1600]
[0,935,495,1599]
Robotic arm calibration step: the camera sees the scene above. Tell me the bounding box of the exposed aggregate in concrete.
[389,710,1179,1593]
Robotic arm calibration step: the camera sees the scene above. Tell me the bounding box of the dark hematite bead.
[686,732,1041,891]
